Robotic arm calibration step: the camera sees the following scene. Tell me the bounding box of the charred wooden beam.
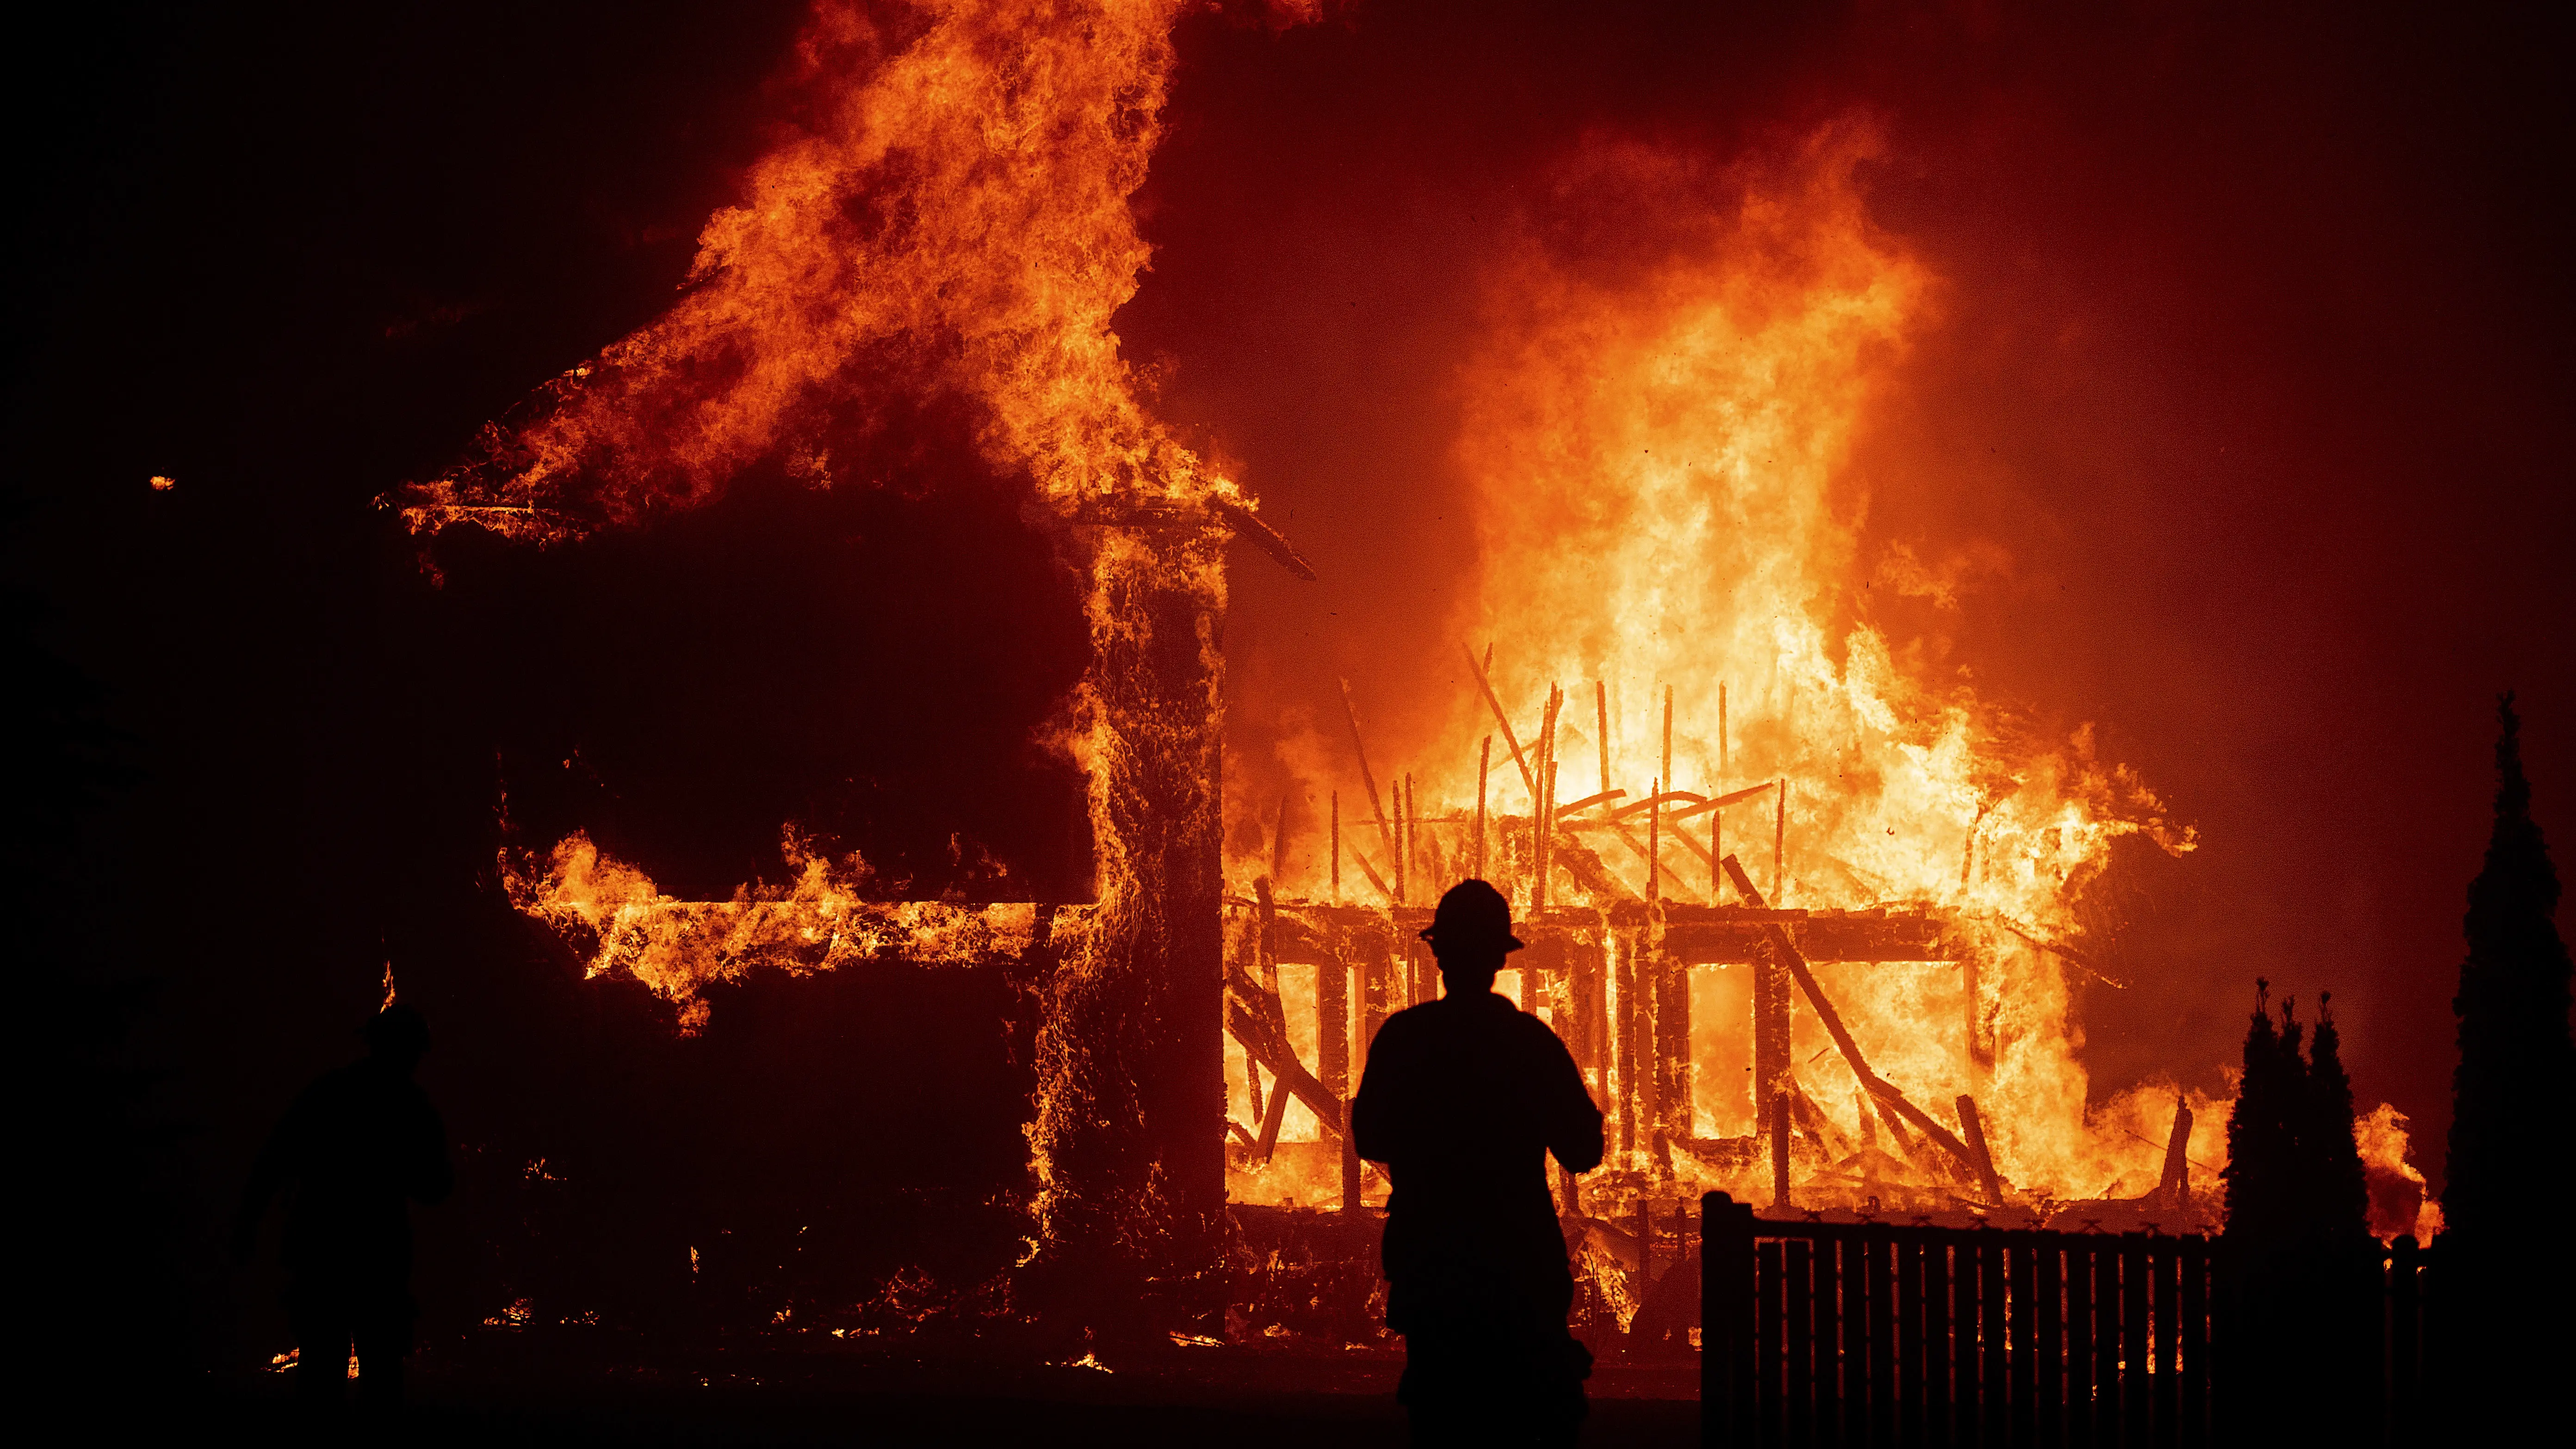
[1208,495,1318,581]
[1465,643,1539,804]
[1337,678,1402,897]
[2156,1096,2195,1208]
[1956,1093,2009,1207]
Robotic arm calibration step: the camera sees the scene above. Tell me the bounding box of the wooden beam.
[1956,1093,2008,1206]
[1664,780,1779,821]
[2157,1095,2195,1208]
[1464,644,1539,805]
[1252,1065,1292,1162]
[1269,789,1294,885]
[1346,845,1397,904]
[1558,789,1628,816]
[1337,677,1401,890]
[1612,788,1705,822]
[1474,737,1490,879]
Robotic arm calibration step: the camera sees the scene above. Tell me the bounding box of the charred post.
[1029,524,1226,1333]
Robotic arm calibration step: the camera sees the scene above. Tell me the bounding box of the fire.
[391,0,1236,545]
[1230,127,2254,1217]
[381,0,2447,1288]
[2356,1102,2443,1242]
[504,830,1052,1034]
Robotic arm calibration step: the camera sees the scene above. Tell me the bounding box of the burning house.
[380,0,2444,1348]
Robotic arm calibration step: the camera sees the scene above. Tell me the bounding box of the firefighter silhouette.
[234,1004,452,1409]
[1355,879,1605,1447]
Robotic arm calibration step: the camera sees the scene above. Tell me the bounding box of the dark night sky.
[6,0,2569,1299]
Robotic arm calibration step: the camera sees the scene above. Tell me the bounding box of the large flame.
[396,0,1235,546]
[1230,129,2233,1214]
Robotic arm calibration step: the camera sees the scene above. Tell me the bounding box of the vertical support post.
[1360,937,1390,1054]
[1395,774,1409,906]
[1534,686,1560,919]
[1340,1096,1361,1212]
[1617,930,1640,1163]
[1027,521,1224,1331]
[1712,798,1723,905]
[1269,790,1293,886]
[1318,959,1350,1107]
[1964,953,1992,1070]
[1770,1090,1793,1211]
[1330,791,1340,904]
[1661,685,1673,817]
[1474,736,1490,880]
[1647,776,1661,904]
[1595,679,1612,803]
[2158,1096,2196,1208]
[1773,778,1787,905]
[1754,933,1793,1174]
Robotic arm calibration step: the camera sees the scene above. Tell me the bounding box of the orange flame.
[1229,129,2251,1213]
[393,0,1239,546]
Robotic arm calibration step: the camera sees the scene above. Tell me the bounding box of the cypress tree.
[2223,979,2296,1251]
[2445,692,2575,1240]
[2301,992,2371,1248]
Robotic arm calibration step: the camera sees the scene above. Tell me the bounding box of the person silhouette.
[1354,879,1605,1448]
[233,1003,453,1410]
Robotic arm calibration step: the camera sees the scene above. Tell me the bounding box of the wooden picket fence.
[1697,1192,2446,1448]
[1701,1193,2216,1448]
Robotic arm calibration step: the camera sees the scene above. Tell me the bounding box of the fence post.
[2387,1234,2420,1446]
[2037,1232,2064,1449]
[2120,1233,2150,1447]
[2067,1239,2095,1449]
[2178,1236,2208,1448]
[1705,1192,1756,1447]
